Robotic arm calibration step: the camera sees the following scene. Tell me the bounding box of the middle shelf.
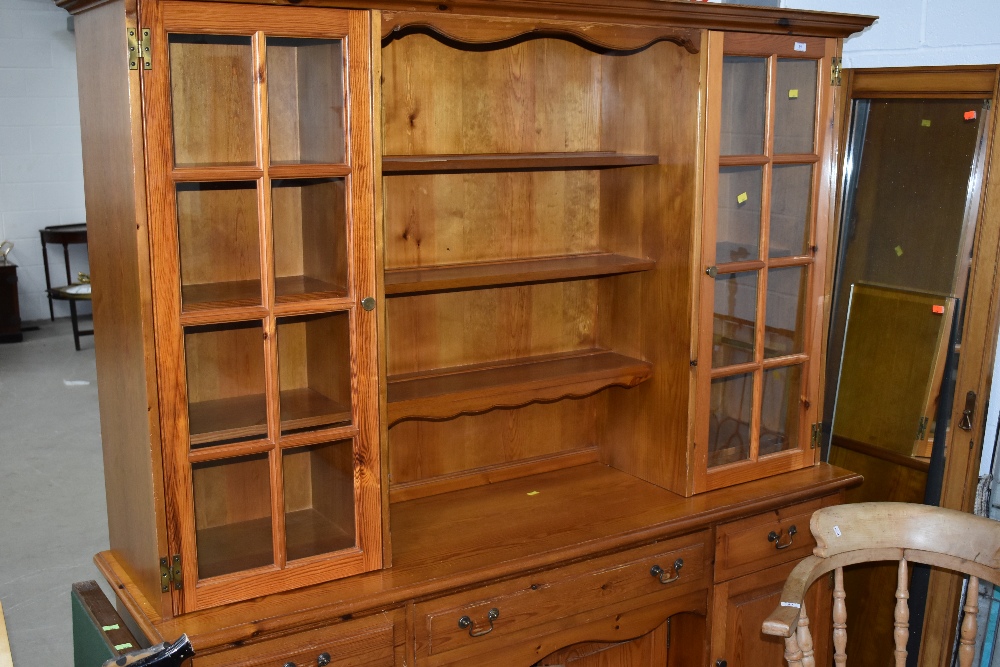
[188,387,352,447]
[384,252,655,295]
[386,349,653,424]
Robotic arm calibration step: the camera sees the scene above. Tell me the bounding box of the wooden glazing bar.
[382,152,659,174]
[768,255,814,269]
[709,361,759,379]
[188,439,274,464]
[277,425,360,450]
[267,164,352,179]
[171,166,263,182]
[772,153,821,164]
[714,259,767,274]
[271,295,354,317]
[384,253,655,295]
[718,154,769,167]
[761,354,809,370]
[179,305,270,327]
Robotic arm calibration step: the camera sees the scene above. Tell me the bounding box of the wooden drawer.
[714,496,839,582]
[414,532,709,664]
[192,612,398,667]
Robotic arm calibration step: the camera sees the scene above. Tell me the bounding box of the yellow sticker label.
[895,246,904,257]
[921,119,932,127]
[527,491,540,496]
[788,89,799,99]
[737,192,749,204]
[114,643,134,652]
[102,624,120,632]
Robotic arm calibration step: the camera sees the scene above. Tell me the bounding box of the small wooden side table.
[40,223,93,350]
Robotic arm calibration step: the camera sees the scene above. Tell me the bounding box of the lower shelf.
[188,388,351,447]
[387,349,652,424]
[195,508,355,580]
[196,515,273,580]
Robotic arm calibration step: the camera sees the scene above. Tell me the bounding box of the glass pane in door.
[765,266,808,359]
[185,321,268,448]
[267,38,346,165]
[169,34,256,167]
[176,182,262,309]
[272,178,348,300]
[277,312,353,435]
[760,365,802,456]
[193,453,273,579]
[708,373,755,468]
[713,270,758,368]
[720,56,768,156]
[769,164,813,258]
[774,59,818,154]
[283,439,356,561]
[717,166,763,264]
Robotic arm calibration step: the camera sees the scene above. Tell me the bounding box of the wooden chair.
[762,502,999,667]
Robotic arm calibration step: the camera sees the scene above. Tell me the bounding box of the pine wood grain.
[384,253,654,295]
[387,349,652,423]
[101,464,860,653]
[383,152,658,173]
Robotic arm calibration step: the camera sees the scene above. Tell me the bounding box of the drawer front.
[192,612,398,667]
[415,532,709,660]
[714,495,839,582]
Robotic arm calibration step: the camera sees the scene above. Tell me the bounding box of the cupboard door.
[695,33,839,492]
[141,2,380,612]
[710,561,832,667]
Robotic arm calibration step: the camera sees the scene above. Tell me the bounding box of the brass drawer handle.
[458,608,499,637]
[768,525,798,550]
[650,558,684,584]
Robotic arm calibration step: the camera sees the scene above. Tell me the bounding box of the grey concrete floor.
[0,317,109,666]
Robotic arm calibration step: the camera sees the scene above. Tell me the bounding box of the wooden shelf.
[382,152,658,174]
[196,516,274,580]
[189,388,351,446]
[384,253,655,295]
[182,280,262,312]
[195,508,355,580]
[274,275,349,303]
[387,350,652,424]
[285,508,356,562]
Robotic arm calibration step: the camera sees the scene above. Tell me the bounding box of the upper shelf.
[382,152,658,174]
[387,349,652,424]
[385,252,655,296]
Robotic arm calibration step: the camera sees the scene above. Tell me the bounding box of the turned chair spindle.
[763,503,1000,667]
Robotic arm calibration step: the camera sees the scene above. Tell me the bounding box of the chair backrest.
[762,502,1000,667]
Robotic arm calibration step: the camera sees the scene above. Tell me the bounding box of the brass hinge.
[916,416,929,441]
[810,423,823,449]
[159,555,182,592]
[831,57,842,87]
[128,27,151,70]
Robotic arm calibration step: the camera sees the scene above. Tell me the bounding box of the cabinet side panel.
[75,0,167,615]
[597,40,702,495]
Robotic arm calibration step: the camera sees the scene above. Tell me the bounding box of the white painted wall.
[781,0,1000,68]
[0,0,88,324]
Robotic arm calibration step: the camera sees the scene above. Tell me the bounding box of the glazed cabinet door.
[695,33,839,493]
[140,2,381,611]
